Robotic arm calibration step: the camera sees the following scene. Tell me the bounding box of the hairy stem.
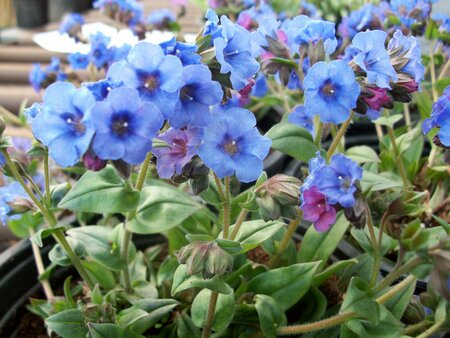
[403,103,411,132]
[202,291,219,338]
[277,312,357,335]
[229,208,249,241]
[386,126,409,187]
[366,203,381,287]
[122,152,153,291]
[373,256,423,293]
[375,274,416,304]
[44,152,51,206]
[314,115,323,148]
[403,320,431,336]
[269,209,303,267]
[416,318,446,338]
[327,111,354,161]
[29,228,55,301]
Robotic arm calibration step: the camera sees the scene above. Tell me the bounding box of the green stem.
[202,291,219,338]
[29,228,55,301]
[331,125,345,153]
[403,320,431,336]
[416,318,446,338]
[403,103,411,132]
[438,57,450,80]
[2,149,95,290]
[326,111,354,161]
[314,115,323,148]
[429,42,438,102]
[213,173,231,238]
[375,275,416,304]
[269,210,303,267]
[277,312,357,335]
[373,256,423,293]
[0,105,23,126]
[386,126,409,187]
[44,152,51,206]
[122,152,153,291]
[229,208,248,241]
[366,203,380,287]
[277,273,416,335]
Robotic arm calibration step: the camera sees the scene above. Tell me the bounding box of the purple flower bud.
[398,80,419,94]
[83,151,107,171]
[301,186,337,232]
[361,86,393,110]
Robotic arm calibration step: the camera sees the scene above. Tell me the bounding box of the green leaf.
[374,114,402,128]
[345,146,380,164]
[339,277,379,324]
[345,304,404,338]
[46,309,88,338]
[0,136,12,149]
[361,171,402,192]
[88,323,145,338]
[219,219,285,253]
[298,213,349,267]
[313,259,358,287]
[67,226,125,270]
[171,264,232,295]
[351,227,397,256]
[266,123,318,162]
[127,182,201,234]
[247,262,320,311]
[381,277,416,320]
[425,19,439,39]
[118,299,179,334]
[8,212,43,238]
[82,261,116,290]
[254,295,287,338]
[30,226,65,247]
[176,312,201,338]
[58,165,140,213]
[191,289,235,332]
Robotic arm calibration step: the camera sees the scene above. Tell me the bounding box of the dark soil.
[247,246,270,265]
[14,313,51,338]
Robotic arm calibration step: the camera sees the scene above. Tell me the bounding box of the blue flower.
[198,107,271,182]
[153,127,201,179]
[160,38,201,66]
[337,4,382,39]
[111,43,131,63]
[203,9,223,40]
[107,42,183,119]
[68,52,89,70]
[83,79,122,101]
[387,30,425,84]
[352,30,398,89]
[423,86,450,147]
[304,60,360,124]
[92,87,164,164]
[94,0,143,26]
[301,151,326,192]
[89,32,113,69]
[169,65,223,129]
[0,154,5,168]
[287,15,337,55]
[302,152,362,208]
[250,17,282,56]
[288,105,314,135]
[59,13,84,36]
[29,64,46,92]
[24,102,43,124]
[0,182,28,225]
[213,16,260,90]
[252,74,268,97]
[147,8,176,28]
[31,82,96,167]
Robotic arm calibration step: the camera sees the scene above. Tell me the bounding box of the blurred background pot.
[48,0,92,22]
[12,0,48,28]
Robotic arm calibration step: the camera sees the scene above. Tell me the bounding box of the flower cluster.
[423,86,450,147]
[59,13,84,41]
[93,0,143,27]
[29,57,68,93]
[300,152,362,231]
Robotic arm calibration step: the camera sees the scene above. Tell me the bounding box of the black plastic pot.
[48,0,92,22]
[0,234,164,337]
[13,0,48,28]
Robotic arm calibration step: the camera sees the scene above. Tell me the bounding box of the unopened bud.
[419,291,440,310]
[172,156,209,183]
[256,175,301,221]
[83,151,107,171]
[344,197,366,229]
[176,241,233,279]
[7,197,35,214]
[402,296,425,324]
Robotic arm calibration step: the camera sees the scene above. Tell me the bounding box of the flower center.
[320,81,336,97]
[223,139,238,155]
[63,113,85,135]
[180,85,195,102]
[171,138,187,156]
[111,115,130,136]
[144,75,159,92]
